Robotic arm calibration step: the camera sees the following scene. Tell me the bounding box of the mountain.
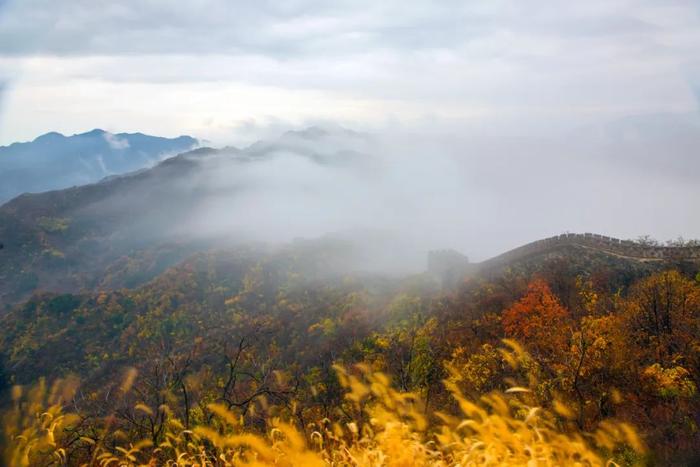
[0,129,198,203]
[2,124,698,309]
[1,137,699,464]
[1,127,699,465]
[0,128,373,308]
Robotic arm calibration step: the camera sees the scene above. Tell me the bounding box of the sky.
[0,0,699,256]
[0,0,698,145]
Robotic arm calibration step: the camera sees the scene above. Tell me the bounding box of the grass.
[2,341,644,466]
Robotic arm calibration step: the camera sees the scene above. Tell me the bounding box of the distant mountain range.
[0,129,198,203]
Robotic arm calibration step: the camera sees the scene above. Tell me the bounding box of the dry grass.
[2,341,644,466]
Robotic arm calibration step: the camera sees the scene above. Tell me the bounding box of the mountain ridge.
[0,129,199,203]
[0,129,196,149]
[428,232,700,286]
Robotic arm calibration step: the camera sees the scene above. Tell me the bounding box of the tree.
[621,270,700,367]
[502,279,570,361]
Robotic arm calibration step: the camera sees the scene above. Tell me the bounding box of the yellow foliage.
[2,377,80,467]
[2,343,644,466]
[642,363,697,398]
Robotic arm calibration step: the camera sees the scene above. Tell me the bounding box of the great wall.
[428,233,700,283]
[479,233,700,269]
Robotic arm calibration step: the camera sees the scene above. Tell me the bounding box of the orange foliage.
[502,279,570,358]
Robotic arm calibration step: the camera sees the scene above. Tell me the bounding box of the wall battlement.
[479,233,700,270]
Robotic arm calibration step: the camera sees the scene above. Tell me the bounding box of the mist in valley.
[63,112,700,278]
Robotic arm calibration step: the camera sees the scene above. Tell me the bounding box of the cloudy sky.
[0,0,699,253]
[0,0,698,146]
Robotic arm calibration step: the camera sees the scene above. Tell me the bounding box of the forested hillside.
[0,128,375,309]
[2,130,699,465]
[2,236,699,465]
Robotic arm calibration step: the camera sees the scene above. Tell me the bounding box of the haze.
[1,0,699,258]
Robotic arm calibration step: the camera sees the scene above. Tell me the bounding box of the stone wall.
[479,233,700,270]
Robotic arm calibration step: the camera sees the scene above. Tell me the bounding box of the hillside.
[2,234,699,464]
[0,128,374,308]
[430,233,700,287]
[6,232,695,386]
[0,146,219,307]
[0,129,198,203]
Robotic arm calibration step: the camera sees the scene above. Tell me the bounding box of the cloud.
[103,131,130,149]
[0,0,698,139]
[0,1,697,59]
[0,1,493,57]
[72,123,700,270]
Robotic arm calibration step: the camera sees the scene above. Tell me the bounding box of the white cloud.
[0,0,698,145]
[103,131,130,149]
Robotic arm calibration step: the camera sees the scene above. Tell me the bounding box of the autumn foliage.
[1,246,699,465]
[3,345,644,467]
[502,279,569,357]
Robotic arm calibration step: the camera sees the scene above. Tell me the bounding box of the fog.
[73,115,699,274]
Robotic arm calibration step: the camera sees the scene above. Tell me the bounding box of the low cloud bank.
[109,115,700,271]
